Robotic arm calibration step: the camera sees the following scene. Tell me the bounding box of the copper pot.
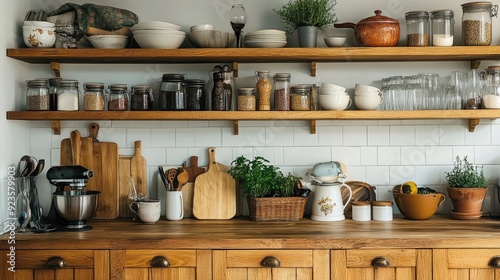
[334,10,400,47]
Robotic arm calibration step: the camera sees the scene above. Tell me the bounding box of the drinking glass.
[229,4,247,48]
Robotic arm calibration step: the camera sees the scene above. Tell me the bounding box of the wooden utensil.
[166,168,177,191]
[177,168,189,191]
[185,156,206,182]
[193,147,236,219]
[69,130,81,165]
[61,129,93,173]
[130,141,147,197]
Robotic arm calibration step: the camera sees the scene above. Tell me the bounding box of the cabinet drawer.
[226,250,313,268]
[346,249,416,267]
[447,249,500,269]
[16,249,94,269]
[125,250,197,268]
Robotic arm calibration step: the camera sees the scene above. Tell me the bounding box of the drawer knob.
[45,256,67,269]
[371,257,390,267]
[489,256,500,268]
[261,256,280,268]
[151,256,170,268]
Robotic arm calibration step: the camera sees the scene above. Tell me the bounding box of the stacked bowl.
[23,21,56,48]
[188,24,235,48]
[354,84,383,110]
[318,82,351,111]
[131,21,185,49]
[243,29,287,48]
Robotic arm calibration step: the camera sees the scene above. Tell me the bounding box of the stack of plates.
[131,21,185,49]
[243,29,287,48]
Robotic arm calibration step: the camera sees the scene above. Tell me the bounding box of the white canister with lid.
[372,201,393,221]
[351,201,371,221]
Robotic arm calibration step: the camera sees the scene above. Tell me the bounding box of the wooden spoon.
[166,168,177,191]
[177,168,189,191]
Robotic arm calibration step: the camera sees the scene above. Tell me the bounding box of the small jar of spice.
[255,70,272,111]
[107,84,128,111]
[83,82,105,111]
[273,73,291,111]
[237,88,256,111]
[130,85,153,111]
[26,79,50,111]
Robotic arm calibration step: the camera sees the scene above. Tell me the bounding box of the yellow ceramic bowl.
[393,191,446,220]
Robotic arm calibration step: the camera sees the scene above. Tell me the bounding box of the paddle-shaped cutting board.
[118,141,147,217]
[193,147,236,219]
[61,129,93,172]
[185,156,205,182]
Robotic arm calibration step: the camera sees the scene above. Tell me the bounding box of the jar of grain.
[461,2,498,46]
[160,73,186,110]
[430,10,455,46]
[405,11,430,46]
[83,82,105,111]
[273,73,291,111]
[26,79,50,111]
[107,84,128,111]
[237,88,256,111]
[290,85,311,111]
[57,80,79,111]
[186,79,206,110]
[48,78,61,111]
[130,85,153,111]
[255,70,272,111]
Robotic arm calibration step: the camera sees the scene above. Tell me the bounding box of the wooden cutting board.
[185,156,205,182]
[193,147,236,219]
[61,129,93,172]
[118,141,147,218]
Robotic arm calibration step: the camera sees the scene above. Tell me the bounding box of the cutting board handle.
[190,156,198,167]
[89,123,100,142]
[207,147,217,173]
[134,141,142,157]
[70,130,81,165]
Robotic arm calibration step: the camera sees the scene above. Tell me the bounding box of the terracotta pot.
[447,187,487,219]
[334,10,400,47]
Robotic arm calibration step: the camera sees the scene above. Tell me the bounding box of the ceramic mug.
[166,191,184,221]
[130,200,161,224]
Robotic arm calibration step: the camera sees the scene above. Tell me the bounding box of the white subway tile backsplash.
[360,147,377,166]
[51,149,60,166]
[284,147,331,165]
[374,185,394,202]
[99,127,127,148]
[133,121,160,128]
[165,148,188,165]
[475,146,500,164]
[151,128,175,148]
[368,126,389,146]
[142,148,166,166]
[492,125,500,145]
[265,127,294,147]
[194,127,222,147]
[175,128,195,147]
[111,121,135,128]
[212,147,233,166]
[160,120,188,128]
[401,147,426,166]
[452,146,475,162]
[415,166,441,185]
[318,126,342,146]
[293,126,319,146]
[253,147,283,166]
[465,124,491,145]
[188,121,209,127]
[343,126,367,146]
[126,129,151,147]
[331,147,361,165]
[425,146,453,165]
[347,166,366,181]
[390,166,415,185]
[31,128,52,150]
[390,126,415,146]
[366,166,390,185]
[415,125,441,147]
[377,147,400,165]
[52,133,61,149]
[222,127,266,147]
[439,125,465,145]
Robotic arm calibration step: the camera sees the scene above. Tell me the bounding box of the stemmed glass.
[229,4,247,48]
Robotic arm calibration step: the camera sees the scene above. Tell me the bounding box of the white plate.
[130,21,182,32]
[244,41,287,48]
[246,29,285,36]
[244,35,287,40]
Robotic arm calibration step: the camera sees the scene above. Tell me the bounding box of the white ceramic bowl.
[132,29,185,36]
[134,34,185,49]
[190,24,215,32]
[354,90,383,98]
[355,84,380,92]
[24,21,55,28]
[324,36,347,47]
[320,88,348,96]
[188,30,235,48]
[23,26,56,48]
[320,82,346,92]
[88,35,129,49]
[355,96,383,110]
[319,94,352,111]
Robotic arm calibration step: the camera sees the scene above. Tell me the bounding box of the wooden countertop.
[2,216,500,250]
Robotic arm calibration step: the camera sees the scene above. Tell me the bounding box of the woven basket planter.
[247,196,308,222]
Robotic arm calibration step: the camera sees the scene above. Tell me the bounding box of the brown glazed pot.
[334,10,400,47]
[447,187,487,219]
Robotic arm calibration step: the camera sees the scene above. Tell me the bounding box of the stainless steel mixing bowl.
[53,190,100,228]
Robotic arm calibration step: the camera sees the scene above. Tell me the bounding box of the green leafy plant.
[445,156,488,188]
[274,0,338,34]
[228,156,302,198]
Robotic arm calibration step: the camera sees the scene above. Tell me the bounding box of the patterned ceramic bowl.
[23,26,56,48]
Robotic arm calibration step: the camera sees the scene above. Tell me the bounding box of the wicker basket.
[248,197,308,222]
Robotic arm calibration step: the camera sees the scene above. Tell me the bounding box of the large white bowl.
[130,21,182,32]
[355,96,383,110]
[190,24,214,32]
[188,30,235,48]
[355,84,380,92]
[319,93,352,111]
[133,29,185,36]
[320,82,346,92]
[354,90,383,98]
[23,26,56,48]
[134,34,185,49]
[88,35,129,49]
[24,21,55,28]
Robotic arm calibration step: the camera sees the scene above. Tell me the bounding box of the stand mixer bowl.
[53,190,100,229]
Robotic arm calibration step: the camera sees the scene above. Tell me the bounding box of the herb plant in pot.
[274,0,338,47]
[445,156,488,220]
[228,156,308,221]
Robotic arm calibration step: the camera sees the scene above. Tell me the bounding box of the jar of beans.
[461,2,498,46]
[405,11,430,46]
[290,85,311,111]
[107,84,128,111]
[255,70,272,111]
[160,73,186,110]
[130,85,153,111]
[273,73,291,111]
[237,88,256,111]
[83,82,105,111]
[186,79,206,110]
[26,79,50,111]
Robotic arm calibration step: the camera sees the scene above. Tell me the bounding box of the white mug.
[166,191,184,221]
[130,200,161,224]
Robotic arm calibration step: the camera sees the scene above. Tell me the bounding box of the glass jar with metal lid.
[405,11,430,46]
[430,10,455,46]
[483,66,500,108]
[107,84,128,111]
[290,85,311,111]
[160,73,186,110]
[186,79,206,110]
[255,70,272,111]
[26,79,49,111]
[48,77,62,110]
[273,73,291,111]
[83,82,105,111]
[461,1,498,46]
[57,79,79,111]
[130,85,153,111]
[237,88,256,111]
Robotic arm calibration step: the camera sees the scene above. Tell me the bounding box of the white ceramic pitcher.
[308,182,352,221]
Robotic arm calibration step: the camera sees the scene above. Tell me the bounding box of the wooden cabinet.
[433,249,500,280]
[331,249,432,280]
[212,249,329,280]
[0,249,109,280]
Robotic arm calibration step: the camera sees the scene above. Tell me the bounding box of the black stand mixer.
[46,165,100,231]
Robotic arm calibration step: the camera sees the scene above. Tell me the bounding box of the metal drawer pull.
[45,256,67,269]
[488,256,500,268]
[151,256,170,267]
[371,257,390,267]
[261,256,280,268]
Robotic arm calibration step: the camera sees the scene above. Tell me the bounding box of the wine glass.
[229,4,247,48]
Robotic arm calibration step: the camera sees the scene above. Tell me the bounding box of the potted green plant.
[274,0,338,47]
[228,156,308,221]
[445,156,488,220]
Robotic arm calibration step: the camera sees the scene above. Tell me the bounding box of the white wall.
[3,0,500,222]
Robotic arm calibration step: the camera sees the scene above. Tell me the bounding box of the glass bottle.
[405,11,430,46]
[418,73,440,110]
[26,79,49,111]
[445,71,465,110]
[107,84,128,111]
[237,88,256,111]
[273,73,291,111]
[465,69,482,109]
[221,65,234,110]
[461,1,498,46]
[160,73,186,110]
[255,70,272,110]
[211,72,227,111]
[130,85,153,111]
[430,9,455,46]
[83,82,105,111]
[290,85,311,111]
[186,79,206,110]
[57,79,79,111]
[48,77,61,111]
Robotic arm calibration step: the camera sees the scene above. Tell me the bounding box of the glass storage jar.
[107,84,128,111]
[461,1,498,46]
[26,79,49,111]
[130,85,153,111]
[57,79,79,111]
[430,9,455,46]
[237,88,256,111]
[405,11,430,46]
[160,73,186,110]
[48,77,61,110]
[211,71,232,111]
[186,79,206,110]
[482,66,500,108]
[83,82,105,111]
[255,70,272,111]
[290,85,311,111]
[273,73,291,111]
[372,201,393,221]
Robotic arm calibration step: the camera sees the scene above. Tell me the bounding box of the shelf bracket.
[50,62,61,77]
[470,60,481,70]
[469,119,480,132]
[310,61,317,77]
[233,120,239,135]
[51,120,61,135]
[232,62,239,78]
[310,120,316,134]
